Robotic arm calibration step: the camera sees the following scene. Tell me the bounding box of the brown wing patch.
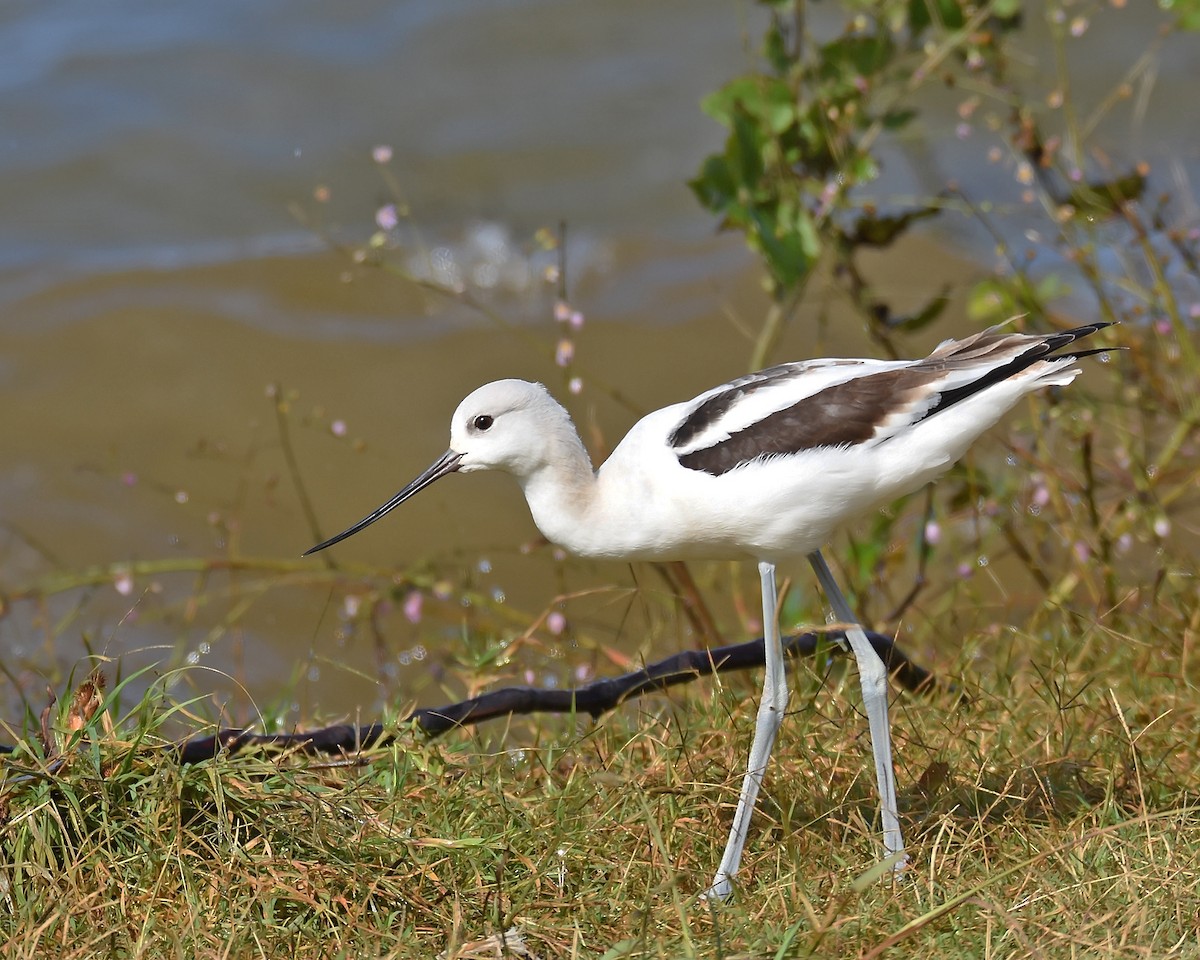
[668,364,800,449]
[677,368,937,476]
[675,323,1112,477]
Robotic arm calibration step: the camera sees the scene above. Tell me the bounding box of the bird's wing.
[671,324,1111,477]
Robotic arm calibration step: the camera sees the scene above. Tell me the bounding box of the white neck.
[517,429,600,552]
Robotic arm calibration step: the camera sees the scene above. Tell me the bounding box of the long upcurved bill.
[304,449,464,556]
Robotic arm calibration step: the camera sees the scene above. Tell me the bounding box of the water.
[0,1,1193,725]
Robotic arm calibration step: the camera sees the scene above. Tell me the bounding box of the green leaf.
[1061,169,1147,218]
[763,18,791,73]
[908,0,968,35]
[1160,0,1200,30]
[790,204,822,261]
[700,76,796,134]
[818,34,896,80]
[700,77,755,126]
[746,201,819,291]
[967,278,1018,322]
[748,211,798,289]
[881,108,918,130]
[892,290,950,333]
[844,152,881,184]
[848,205,940,247]
[688,155,737,214]
[730,107,767,186]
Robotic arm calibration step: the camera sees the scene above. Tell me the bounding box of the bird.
[305,321,1111,900]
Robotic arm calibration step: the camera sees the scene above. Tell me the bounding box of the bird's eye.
[473,415,494,432]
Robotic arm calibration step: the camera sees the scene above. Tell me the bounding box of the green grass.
[2,588,1198,957]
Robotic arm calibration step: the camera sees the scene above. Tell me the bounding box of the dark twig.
[170,628,941,763]
[0,629,947,767]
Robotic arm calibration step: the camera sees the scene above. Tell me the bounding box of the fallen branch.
[0,628,947,767]
[173,628,944,763]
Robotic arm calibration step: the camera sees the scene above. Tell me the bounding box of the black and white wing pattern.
[671,323,1111,476]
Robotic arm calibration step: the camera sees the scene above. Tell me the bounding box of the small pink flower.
[546,611,567,635]
[924,520,941,545]
[553,300,572,322]
[555,339,574,367]
[372,145,393,164]
[330,419,347,437]
[568,377,583,395]
[568,310,585,330]
[375,204,399,231]
[403,590,423,624]
[114,572,134,596]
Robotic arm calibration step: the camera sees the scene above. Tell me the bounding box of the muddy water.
[0,235,989,721]
[0,2,1194,724]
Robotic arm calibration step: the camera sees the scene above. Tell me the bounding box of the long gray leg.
[704,561,787,900]
[808,550,905,863]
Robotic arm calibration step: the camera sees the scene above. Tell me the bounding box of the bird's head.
[449,379,570,477]
[304,379,572,556]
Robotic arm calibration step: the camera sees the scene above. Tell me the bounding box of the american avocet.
[306,321,1111,899]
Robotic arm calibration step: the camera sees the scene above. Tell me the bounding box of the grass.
[2,570,1199,958]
